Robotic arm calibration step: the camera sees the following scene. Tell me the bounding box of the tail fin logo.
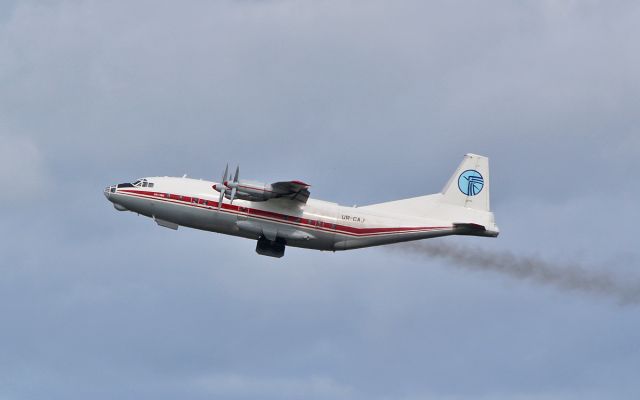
[458,170,484,196]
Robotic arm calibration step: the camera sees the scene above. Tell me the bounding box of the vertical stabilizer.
[441,153,490,211]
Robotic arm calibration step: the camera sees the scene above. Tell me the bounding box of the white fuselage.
[104,176,469,252]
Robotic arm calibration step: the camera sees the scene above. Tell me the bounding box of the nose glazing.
[103,185,116,199]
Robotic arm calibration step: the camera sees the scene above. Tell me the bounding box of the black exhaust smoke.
[396,241,640,304]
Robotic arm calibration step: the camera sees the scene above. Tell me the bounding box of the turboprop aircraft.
[104,153,499,257]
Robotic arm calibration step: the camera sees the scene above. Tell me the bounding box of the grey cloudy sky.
[1,0,639,399]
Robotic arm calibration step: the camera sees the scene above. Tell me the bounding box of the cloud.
[397,240,640,304]
[0,1,639,400]
[1,0,636,204]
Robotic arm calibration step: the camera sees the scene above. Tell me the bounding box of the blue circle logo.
[458,170,484,196]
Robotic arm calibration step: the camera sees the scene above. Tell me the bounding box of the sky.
[1,0,639,399]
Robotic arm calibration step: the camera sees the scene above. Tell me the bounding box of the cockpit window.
[132,178,152,188]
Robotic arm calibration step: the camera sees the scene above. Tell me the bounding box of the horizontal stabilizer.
[453,222,498,237]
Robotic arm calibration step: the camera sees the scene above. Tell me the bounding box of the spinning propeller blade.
[229,165,240,204]
[215,164,241,208]
[230,187,237,204]
[217,164,229,209]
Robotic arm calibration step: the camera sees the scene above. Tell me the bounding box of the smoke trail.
[397,241,640,304]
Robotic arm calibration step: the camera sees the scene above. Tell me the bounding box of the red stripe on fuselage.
[116,189,449,237]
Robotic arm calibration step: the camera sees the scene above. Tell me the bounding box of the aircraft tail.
[440,153,490,212]
[359,153,497,236]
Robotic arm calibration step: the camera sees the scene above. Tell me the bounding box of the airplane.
[104,153,499,258]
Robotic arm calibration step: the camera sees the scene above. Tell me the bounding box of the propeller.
[217,164,229,209]
[228,165,239,204]
[213,164,240,209]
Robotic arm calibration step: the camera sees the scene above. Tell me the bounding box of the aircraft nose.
[104,185,116,199]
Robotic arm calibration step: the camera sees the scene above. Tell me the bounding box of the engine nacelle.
[214,180,279,202]
[212,167,310,204]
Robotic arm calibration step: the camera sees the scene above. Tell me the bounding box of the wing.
[271,180,311,204]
